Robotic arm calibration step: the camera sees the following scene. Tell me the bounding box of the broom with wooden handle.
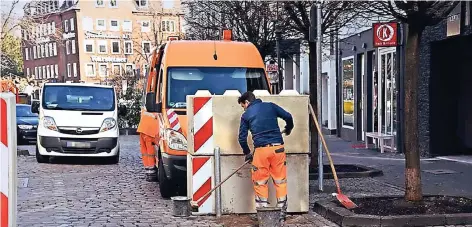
[309,103,357,209]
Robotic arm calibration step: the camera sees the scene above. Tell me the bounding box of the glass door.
[378,48,397,151]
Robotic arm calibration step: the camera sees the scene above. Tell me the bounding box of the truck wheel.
[35,146,49,163]
[158,159,176,198]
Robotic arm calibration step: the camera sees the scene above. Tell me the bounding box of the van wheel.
[36,146,49,163]
[158,159,176,198]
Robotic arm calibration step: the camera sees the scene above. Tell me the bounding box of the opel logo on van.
[76,128,83,134]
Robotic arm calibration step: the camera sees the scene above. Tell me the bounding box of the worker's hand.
[285,129,292,136]
[245,153,253,163]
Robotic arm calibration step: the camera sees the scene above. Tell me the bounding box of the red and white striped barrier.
[166,108,182,133]
[193,97,214,155]
[0,93,17,227]
[191,156,214,214]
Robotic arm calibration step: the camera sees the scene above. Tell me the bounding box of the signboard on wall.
[168,36,179,41]
[373,22,398,47]
[266,64,278,72]
[90,56,127,63]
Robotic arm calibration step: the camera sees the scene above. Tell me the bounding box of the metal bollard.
[214,147,222,217]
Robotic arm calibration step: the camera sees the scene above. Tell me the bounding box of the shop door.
[378,47,397,151]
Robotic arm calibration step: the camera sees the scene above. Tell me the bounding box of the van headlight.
[100,118,116,132]
[43,116,58,131]
[165,129,187,151]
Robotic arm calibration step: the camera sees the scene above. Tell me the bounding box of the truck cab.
[144,33,271,198]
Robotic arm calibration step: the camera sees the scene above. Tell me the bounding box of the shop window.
[342,57,354,128]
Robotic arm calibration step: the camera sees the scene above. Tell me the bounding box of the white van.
[31,83,127,164]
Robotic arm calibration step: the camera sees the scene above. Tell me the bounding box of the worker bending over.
[137,107,160,182]
[237,91,294,221]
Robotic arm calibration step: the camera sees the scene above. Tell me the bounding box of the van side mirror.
[31,101,40,114]
[118,105,127,117]
[145,92,162,113]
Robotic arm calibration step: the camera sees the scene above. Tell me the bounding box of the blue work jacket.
[238,99,294,155]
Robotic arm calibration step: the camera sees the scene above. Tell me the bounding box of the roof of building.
[163,40,265,68]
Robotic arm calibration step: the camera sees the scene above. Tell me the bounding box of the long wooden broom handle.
[196,159,251,204]
[309,103,342,194]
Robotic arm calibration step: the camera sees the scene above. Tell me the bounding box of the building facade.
[332,2,472,157]
[22,0,184,84]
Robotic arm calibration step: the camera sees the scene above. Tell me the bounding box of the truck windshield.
[42,85,115,111]
[167,67,269,108]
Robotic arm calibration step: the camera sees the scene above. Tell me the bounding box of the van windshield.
[42,85,115,111]
[167,67,269,108]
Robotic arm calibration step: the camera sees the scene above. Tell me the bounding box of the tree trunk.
[308,41,319,169]
[404,26,423,202]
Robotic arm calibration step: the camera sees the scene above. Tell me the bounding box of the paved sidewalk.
[322,135,472,197]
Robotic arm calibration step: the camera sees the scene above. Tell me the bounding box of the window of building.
[161,20,175,32]
[64,20,69,32]
[73,63,77,77]
[136,0,148,8]
[342,57,354,128]
[55,64,59,78]
[33,46,37,59]
[162,0,174,9]
[124,41,133,54]
[71,40,76,54]
[110,20,119,31]
[96,0,104,7]
[26,68,30,77]
[41,44,45,58]
[25,48,29,60]
[53,42,57,56]
[111,41,120,54]
[98,40,107,53]
[112,64,121,76]
[47,65,51,78]
[49,43,53,56]
[47,23,51,35]
[67,63,71,77]
[70,18,75,31]
[141,20,150,32]
[86,63,95,77]
[38,67,42,79]
[42,66,46,79]
[34,67,38,79]
[142,41,150,54]
[99,63,108,77]
[45,44,49,57]
[96,19,106,30]
[125,64,134,76]
[66,40,71,55]
[110,0,117,8]
[82,17,93,31]
[123,20,132,32]
[84,40,94,53]
[52,21,56,34]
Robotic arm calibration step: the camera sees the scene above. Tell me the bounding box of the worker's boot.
[144,168,157,182]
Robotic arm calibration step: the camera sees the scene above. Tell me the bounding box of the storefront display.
[342,58,354,127]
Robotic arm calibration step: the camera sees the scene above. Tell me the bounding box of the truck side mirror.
[31,101,40,114]
[145,92,162,113]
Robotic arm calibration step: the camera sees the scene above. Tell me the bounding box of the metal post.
[214,147,222,217]
[316,1,324,191]
[276,29,282,94]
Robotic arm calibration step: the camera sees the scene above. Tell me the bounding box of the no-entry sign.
[373,22,398,47]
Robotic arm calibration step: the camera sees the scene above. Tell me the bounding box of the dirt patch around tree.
[350,196,472,216]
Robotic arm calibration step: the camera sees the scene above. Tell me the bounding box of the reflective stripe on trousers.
[251,145,287,210]
[139,133,157,169]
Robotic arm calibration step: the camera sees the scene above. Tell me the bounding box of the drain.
[18,178,29,188]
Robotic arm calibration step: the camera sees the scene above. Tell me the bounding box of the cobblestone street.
[16,136,336,227]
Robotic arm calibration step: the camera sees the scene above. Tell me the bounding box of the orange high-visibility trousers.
[139,133,156,172]
[251,145,287,211]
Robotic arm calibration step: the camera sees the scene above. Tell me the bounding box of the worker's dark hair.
[238,91,256,104]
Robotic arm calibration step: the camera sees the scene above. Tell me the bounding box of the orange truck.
[142,31,271,198]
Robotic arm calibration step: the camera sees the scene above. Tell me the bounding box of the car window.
[16,106,38,117]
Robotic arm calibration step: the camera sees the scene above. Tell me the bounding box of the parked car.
[16,104,39,144]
